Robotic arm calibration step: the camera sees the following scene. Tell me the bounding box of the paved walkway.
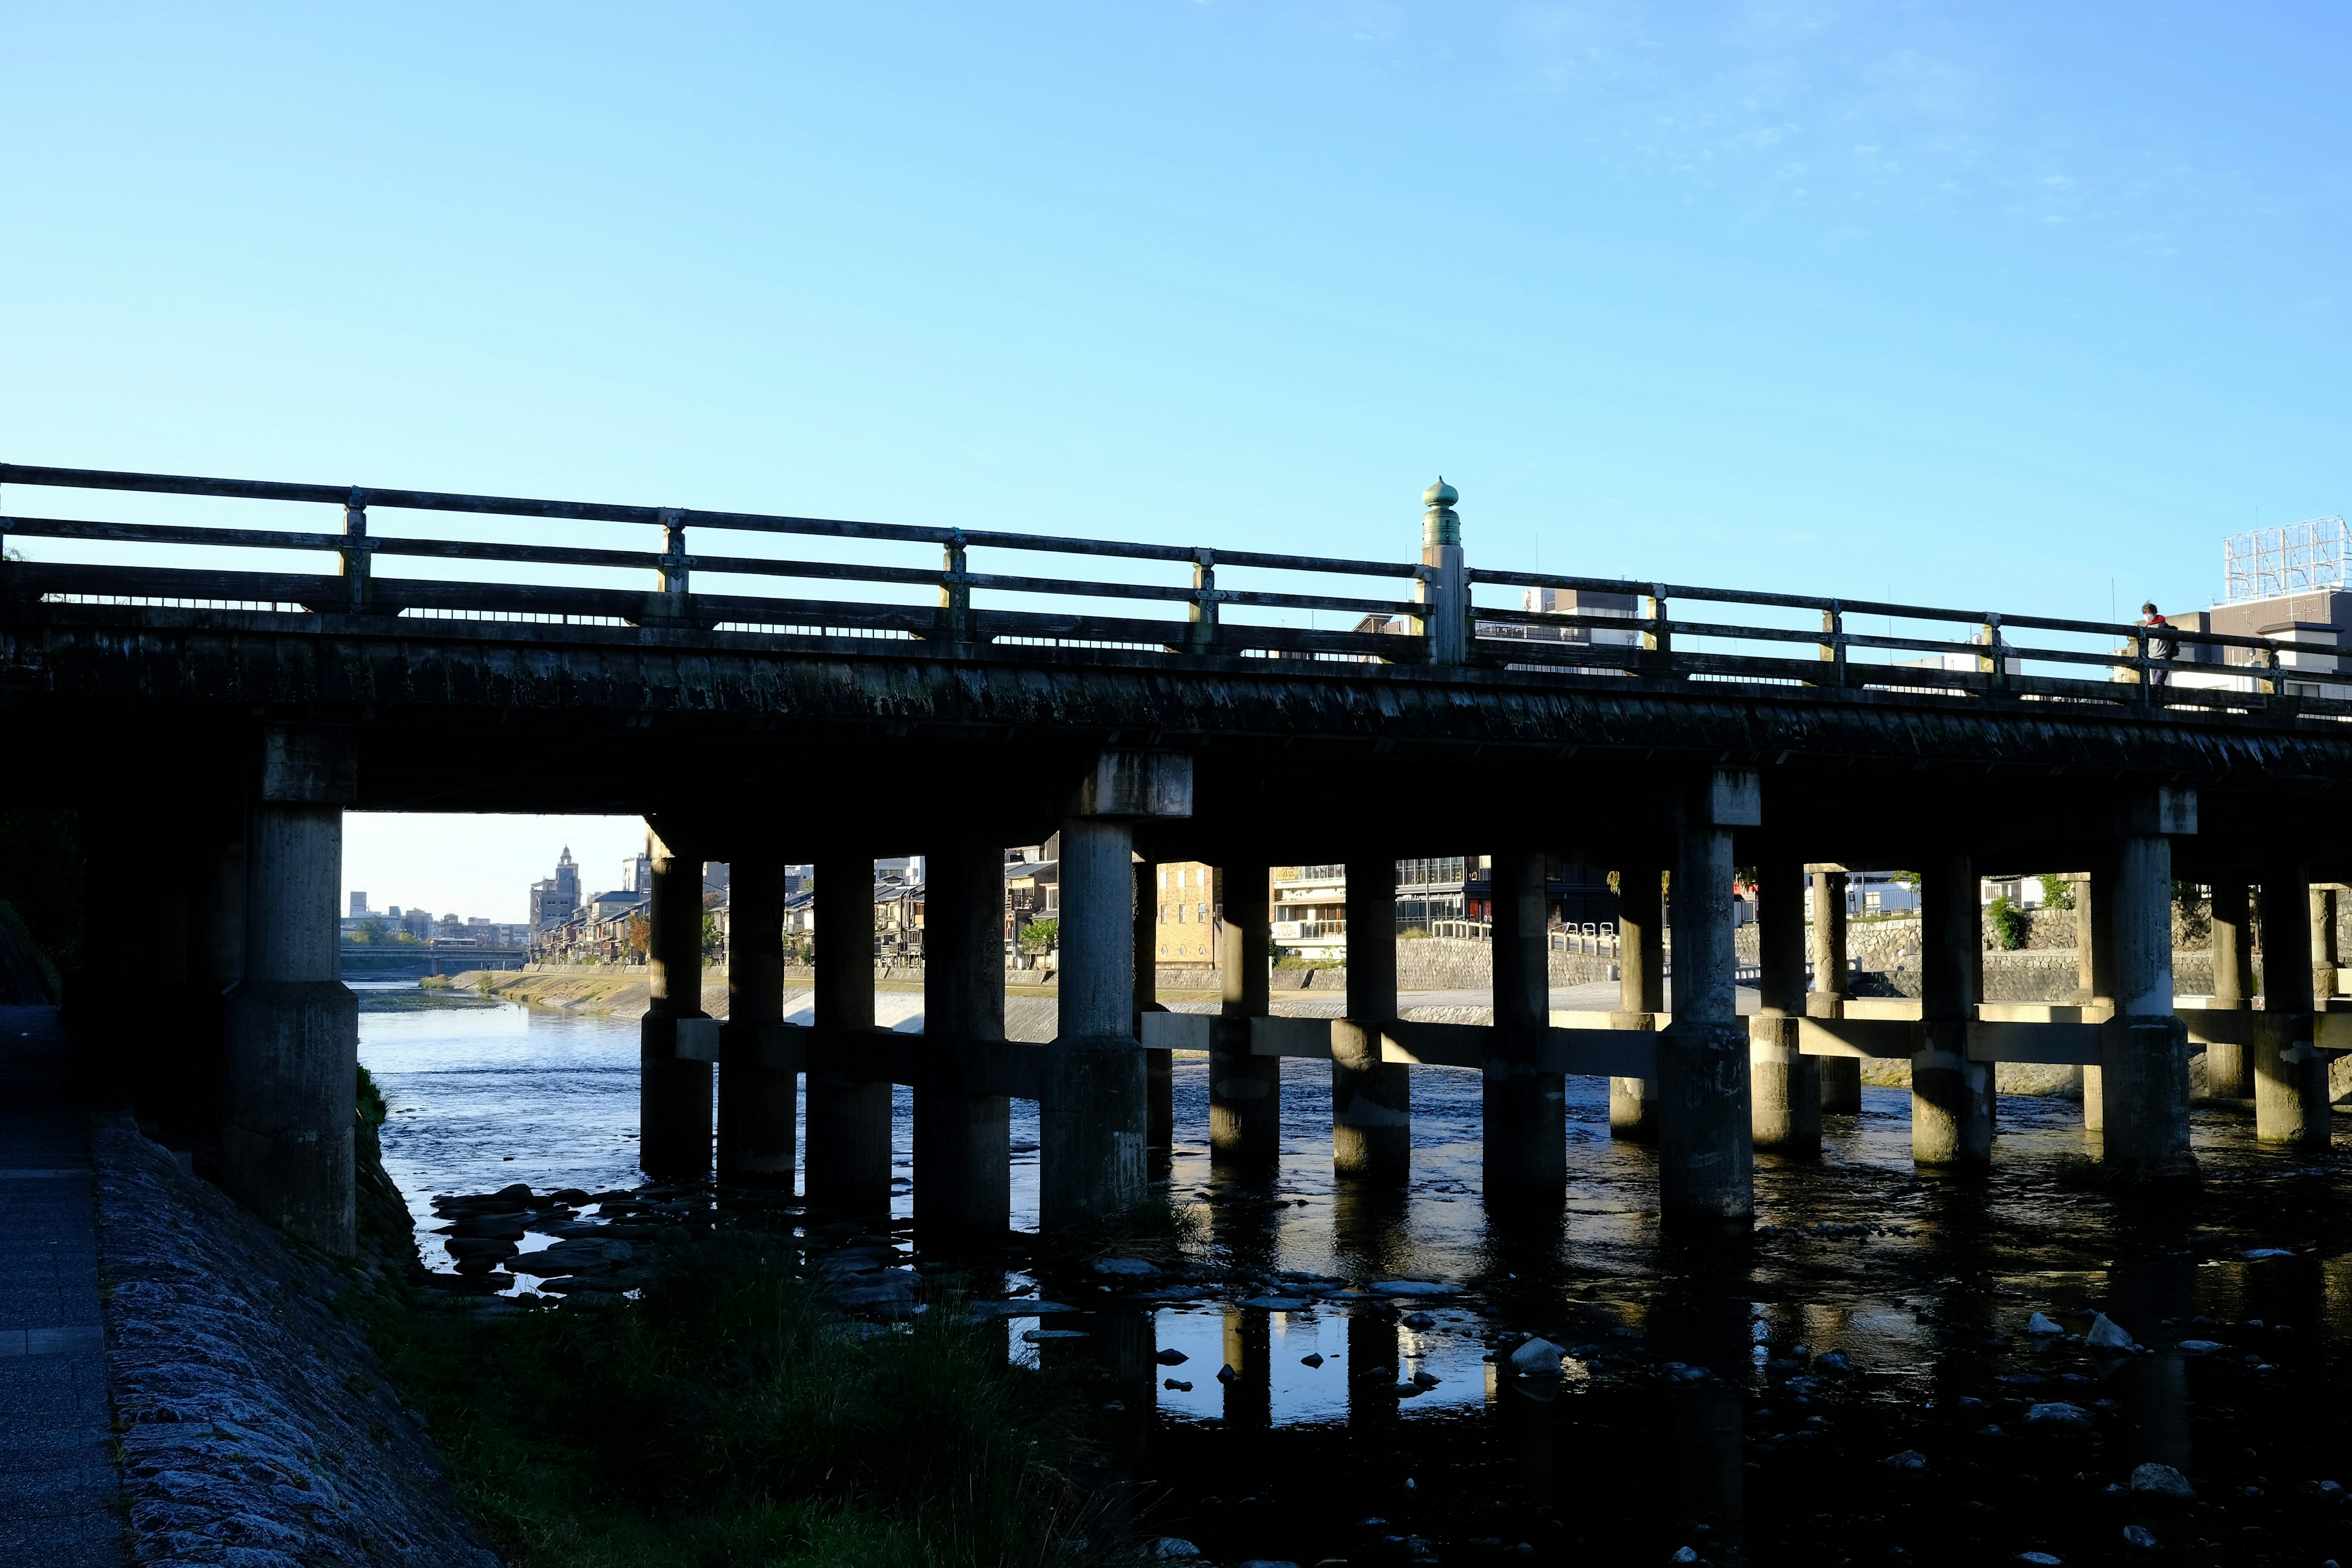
[0,1005,129,1566]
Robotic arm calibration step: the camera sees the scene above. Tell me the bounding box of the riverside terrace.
[6,465,2352,1257]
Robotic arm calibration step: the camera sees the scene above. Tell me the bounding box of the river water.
[360,984,2352,1567]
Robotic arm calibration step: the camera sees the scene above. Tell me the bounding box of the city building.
[529,848,581,931]
[349,892,369,918]
[1153,861,1218,962]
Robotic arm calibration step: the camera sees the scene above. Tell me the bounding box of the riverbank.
[94,1113,502,1567]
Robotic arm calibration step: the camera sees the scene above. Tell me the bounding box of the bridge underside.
[7,606,2352,875]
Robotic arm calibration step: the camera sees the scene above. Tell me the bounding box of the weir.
[9,465,2352,1250]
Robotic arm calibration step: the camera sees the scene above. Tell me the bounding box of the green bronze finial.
[1422,476,1460,548]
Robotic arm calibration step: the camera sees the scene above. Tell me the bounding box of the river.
[360,982,2352,1566]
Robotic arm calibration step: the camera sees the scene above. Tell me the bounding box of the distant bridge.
[339,946,529,979]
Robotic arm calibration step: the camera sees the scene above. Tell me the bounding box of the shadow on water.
[366,986,2352,1566]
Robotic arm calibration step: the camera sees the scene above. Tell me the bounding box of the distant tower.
[349,891,369,918]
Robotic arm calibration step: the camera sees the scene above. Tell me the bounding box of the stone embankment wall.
[94,1117,500,1567]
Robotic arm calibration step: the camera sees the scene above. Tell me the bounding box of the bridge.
[6,464,2349,1254]
[339,945,530,979]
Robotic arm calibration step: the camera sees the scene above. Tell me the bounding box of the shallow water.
[360,985,2352,1566]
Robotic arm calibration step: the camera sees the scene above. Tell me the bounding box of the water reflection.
[367,985,2352,1565]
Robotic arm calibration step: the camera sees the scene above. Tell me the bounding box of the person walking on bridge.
[2140,601,2179,686]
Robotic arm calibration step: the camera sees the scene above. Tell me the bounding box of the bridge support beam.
[2098,789,2195,1182]
[917,841,1011,1239]
[1809,870,1860,1114]
[1042,752,1189,1229]
[1659,769,1755,1224]
[1750,852,1819,1154]
[717,858,794,1188]
[221,726,358,1254]
[2203,880,2253,1099]
[1334,845,1409,1179]
[1913,850,1992,1167]
[639,829,715,1184]
[1483,850,1564,1198]
[2255,860,2328,1147]
[1210,861,1279,1170]
[807,845,891,1218]
[1608,859,1664,1140]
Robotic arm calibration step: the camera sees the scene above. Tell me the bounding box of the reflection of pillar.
[2111,1253,2196,1473]
[1659,771,1755,1223]
[1661,1295,1746,1547]
[1210,862,1278,1169]
[1221,1307,1273,1430]
[1346,1308,1398,1431]
[221,726,358,1253]
[717,858,794,1188]
[1333,847,1409,1178]
[916,842,1011,1237]
[2255,862,2327,1146]
[2205,880,2253,1098]
[1095,1302,1156,1536]
[1485,850,1564,1196]
[639,828,715,1183]
[807,845,890,1216]
[1134,858,1172,1171]
[1610,860,1664,1138]
[1913,850,1991,1166]
[1750,852,1818,1153]
[1808,869,1860,1114]
[2100,793,2195,1182]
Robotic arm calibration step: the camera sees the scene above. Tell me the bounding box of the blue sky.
[5,3,2345,916]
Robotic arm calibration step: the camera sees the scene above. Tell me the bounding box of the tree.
[2037,873,2076,912]
[1987,895,2026,951]
[627,914,650,959]
[1019,918,1058,952]
[352,915,391,945]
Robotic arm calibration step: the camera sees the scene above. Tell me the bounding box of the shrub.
[1988,895,2026,951]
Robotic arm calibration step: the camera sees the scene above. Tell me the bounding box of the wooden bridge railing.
[2,462,2344,721]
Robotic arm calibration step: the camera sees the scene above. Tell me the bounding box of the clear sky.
[5,4,2346,918]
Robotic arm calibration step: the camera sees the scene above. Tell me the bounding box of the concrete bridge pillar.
[2313,886,2342,1004]
[1749,853,1819,1153]
[916,841,1011,1238]
[1608,859,1665,1140]
[2099,788,2196,1181]
[221,726,358,1254]
[2204,880,2253,1098]
[1042,751,1190,1229]
[1135,858,1172,1170]
[1913,851,1992,1166]
[1484,849,1562,1197]
[1659,768,1757,1224]
[639,829,715,1183]
[807,845,891,1218]
[1333,846,1409,1179]
[1807,870,1860,1114]
[1211,861,1279,1170]
[2255,861,2328,1146]
[717,858,794,1188]
[2075,862,2118,1132]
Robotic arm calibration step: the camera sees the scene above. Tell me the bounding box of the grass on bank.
[365,1239,1109,1568]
